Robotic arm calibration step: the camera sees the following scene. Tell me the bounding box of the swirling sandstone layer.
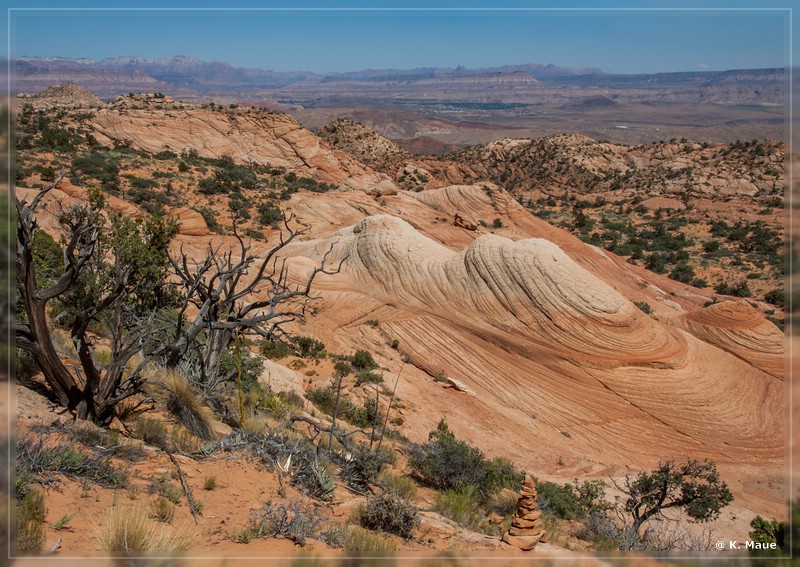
[676,301,784,379]
[286,213,784,471]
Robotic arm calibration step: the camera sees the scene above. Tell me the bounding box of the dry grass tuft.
[343,525,397,554]
[240,415,267,435]
[15,490,46,553]
[171,428,202,454]
[150,497,176,524]
[94,504,196,553]
[155,368,215,440]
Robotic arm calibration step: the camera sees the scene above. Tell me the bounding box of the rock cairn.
[502,478,547,550]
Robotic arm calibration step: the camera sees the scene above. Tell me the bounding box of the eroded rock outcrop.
[89,103,397,193]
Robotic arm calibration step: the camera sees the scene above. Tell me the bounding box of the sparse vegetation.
[94,505,196,553]
[150,497,176,523]
[409,418,523,498]
[245,500,325,546]
[358,492,419,539]
[343,525,397,554]
[16,433,128,488]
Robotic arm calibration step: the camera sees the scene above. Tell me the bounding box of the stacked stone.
[502,478,547,551]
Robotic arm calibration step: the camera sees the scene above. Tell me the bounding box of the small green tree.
[749,515,784,553]
[613,459,733,550]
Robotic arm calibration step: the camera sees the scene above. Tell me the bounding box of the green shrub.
[537,479,611,521]
[352,350,377,370]
[261,338,293,360]
[748,515,784,553]
[221,344,264,392]
[257,202,284,226]
[307,387,353,418]
[408,418,523,498]
[715,280,752,297]
[764,288,784,307]
[537,481,581,520]
[333,360,351,378]
[349,398,381,429]
[294,336,326,359]
[359,492,419,539]
[634,301,652,314]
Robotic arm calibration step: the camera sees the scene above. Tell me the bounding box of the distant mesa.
[19,81,102,108]
[562,95,620,110]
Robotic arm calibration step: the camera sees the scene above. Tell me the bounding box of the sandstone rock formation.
[675,301,784,379]
[276,210,783,481]
[502,479,547,550]
[88,101,397,193]
[172,207,210,236]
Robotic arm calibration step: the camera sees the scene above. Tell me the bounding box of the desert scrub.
[149,474,183,505]
[63,422,146,462]
[171,427,203,454]
[203,475,217,491]
[203,430,334,501]
[16,433,127,488]
[358,492,419,539]
[246,500,324,546]
[408,418,523,497]
[94,505,196,553]
[486,488,520,517]
[337,443,395,490]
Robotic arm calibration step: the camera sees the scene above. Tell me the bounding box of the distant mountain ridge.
[13,55,785,107]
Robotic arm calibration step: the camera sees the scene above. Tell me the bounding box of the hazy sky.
[7,1,793,74]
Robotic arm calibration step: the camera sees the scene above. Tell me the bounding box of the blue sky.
[5,1,794,74]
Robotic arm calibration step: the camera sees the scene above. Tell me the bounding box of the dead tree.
[15,182,176,423]
[161,218,341,395]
